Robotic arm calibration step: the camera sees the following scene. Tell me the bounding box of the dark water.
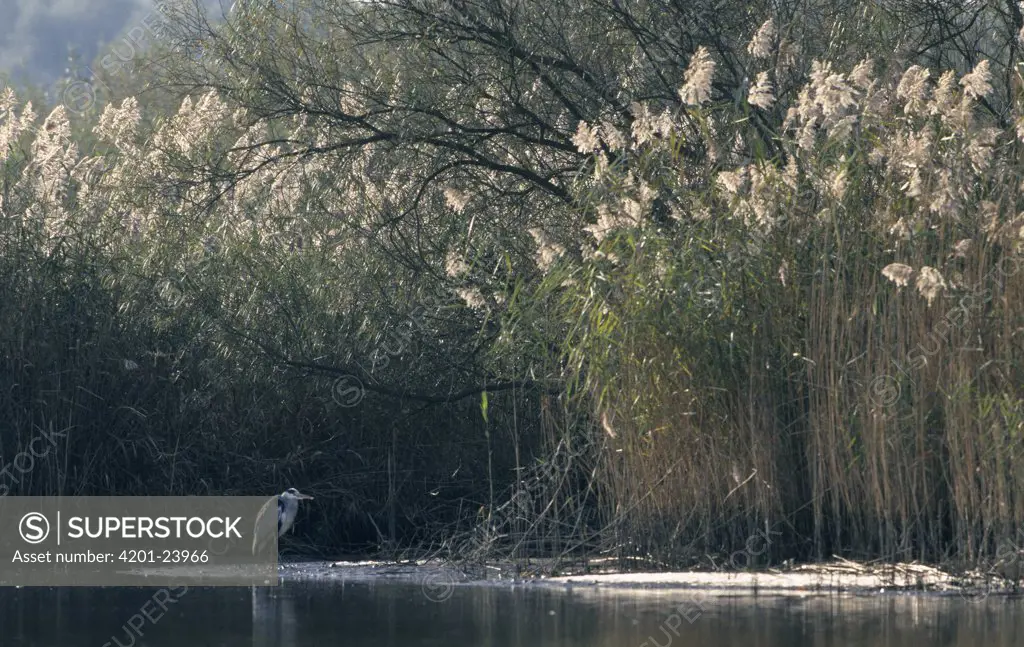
[1,578,1023,646]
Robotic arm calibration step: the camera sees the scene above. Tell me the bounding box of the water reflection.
[252,585,297,647]
[0,581,1022,646]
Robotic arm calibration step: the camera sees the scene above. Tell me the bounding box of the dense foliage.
[1,0,1023,568]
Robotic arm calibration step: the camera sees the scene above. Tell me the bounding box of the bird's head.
[282,487,314,501]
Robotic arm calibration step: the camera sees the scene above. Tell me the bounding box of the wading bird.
[253,488,314,554]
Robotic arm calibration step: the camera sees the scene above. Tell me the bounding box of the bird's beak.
[298,493,314,500]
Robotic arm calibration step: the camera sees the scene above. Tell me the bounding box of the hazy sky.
[0,0,224,86]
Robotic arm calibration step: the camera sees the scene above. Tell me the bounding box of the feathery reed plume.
[445,251,469,278]
[443,187,470,213]
[896,65,930,114]
[748,72,775,110]
[680,47,716,106]
[528,228,566,273]
[882,263,915,287]
[456,286,487,310]
[915,266,946,305]
[959,60,992,99]
[572,121,600,152]
[747,19,776,59]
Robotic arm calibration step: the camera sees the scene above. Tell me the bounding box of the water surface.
[1,577,1022,646]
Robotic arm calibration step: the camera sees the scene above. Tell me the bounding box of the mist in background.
[0,0,225,86]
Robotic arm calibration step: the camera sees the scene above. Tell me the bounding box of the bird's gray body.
[277,491,300,536]
[253,488,313,555]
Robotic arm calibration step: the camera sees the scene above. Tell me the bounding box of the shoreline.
[275,558,1020,598]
